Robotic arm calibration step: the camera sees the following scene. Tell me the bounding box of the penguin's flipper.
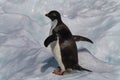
[44,35,57,47]
[73,35,93,44]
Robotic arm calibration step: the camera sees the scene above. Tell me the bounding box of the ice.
[0,0,120,80]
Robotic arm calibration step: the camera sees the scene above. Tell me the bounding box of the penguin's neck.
[57,18,63,25]
[51,19,58,29]
[49,19,58,35]
[50,19,63,35]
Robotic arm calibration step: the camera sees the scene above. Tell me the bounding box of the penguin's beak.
[45,13,48,16]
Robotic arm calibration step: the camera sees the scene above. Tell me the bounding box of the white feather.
[49,19,65,71]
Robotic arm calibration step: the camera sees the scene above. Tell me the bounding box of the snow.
[0,0,120,80]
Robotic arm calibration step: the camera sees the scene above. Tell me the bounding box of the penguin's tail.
[73,35,93,44]
[73,65,92,72]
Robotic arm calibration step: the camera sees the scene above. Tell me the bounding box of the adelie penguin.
[44,10,93,75]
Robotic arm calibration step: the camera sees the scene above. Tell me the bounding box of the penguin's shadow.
[41,57,58,72]
[41,48,90,72]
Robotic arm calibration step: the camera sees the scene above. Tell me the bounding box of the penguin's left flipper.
[73,35,93,44]
[44,35,57,47]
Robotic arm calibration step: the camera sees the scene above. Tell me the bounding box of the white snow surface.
[0,0,120,80]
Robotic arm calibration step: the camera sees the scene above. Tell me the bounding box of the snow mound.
[0,0,120,80]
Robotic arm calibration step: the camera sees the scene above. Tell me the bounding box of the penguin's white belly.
[50,38,60,60]
[49,19,65,71]
[50,37,65,71]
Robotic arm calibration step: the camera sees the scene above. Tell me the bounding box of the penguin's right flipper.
[73,35,93,44]
[44,35,57,47]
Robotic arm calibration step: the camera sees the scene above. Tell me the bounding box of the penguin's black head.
[45,10,61,21]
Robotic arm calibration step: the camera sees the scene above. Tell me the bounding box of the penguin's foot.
[66,68,73,73]
[53,69,64,75]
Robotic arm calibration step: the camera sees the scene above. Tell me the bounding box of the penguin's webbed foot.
[53,69,64,75]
